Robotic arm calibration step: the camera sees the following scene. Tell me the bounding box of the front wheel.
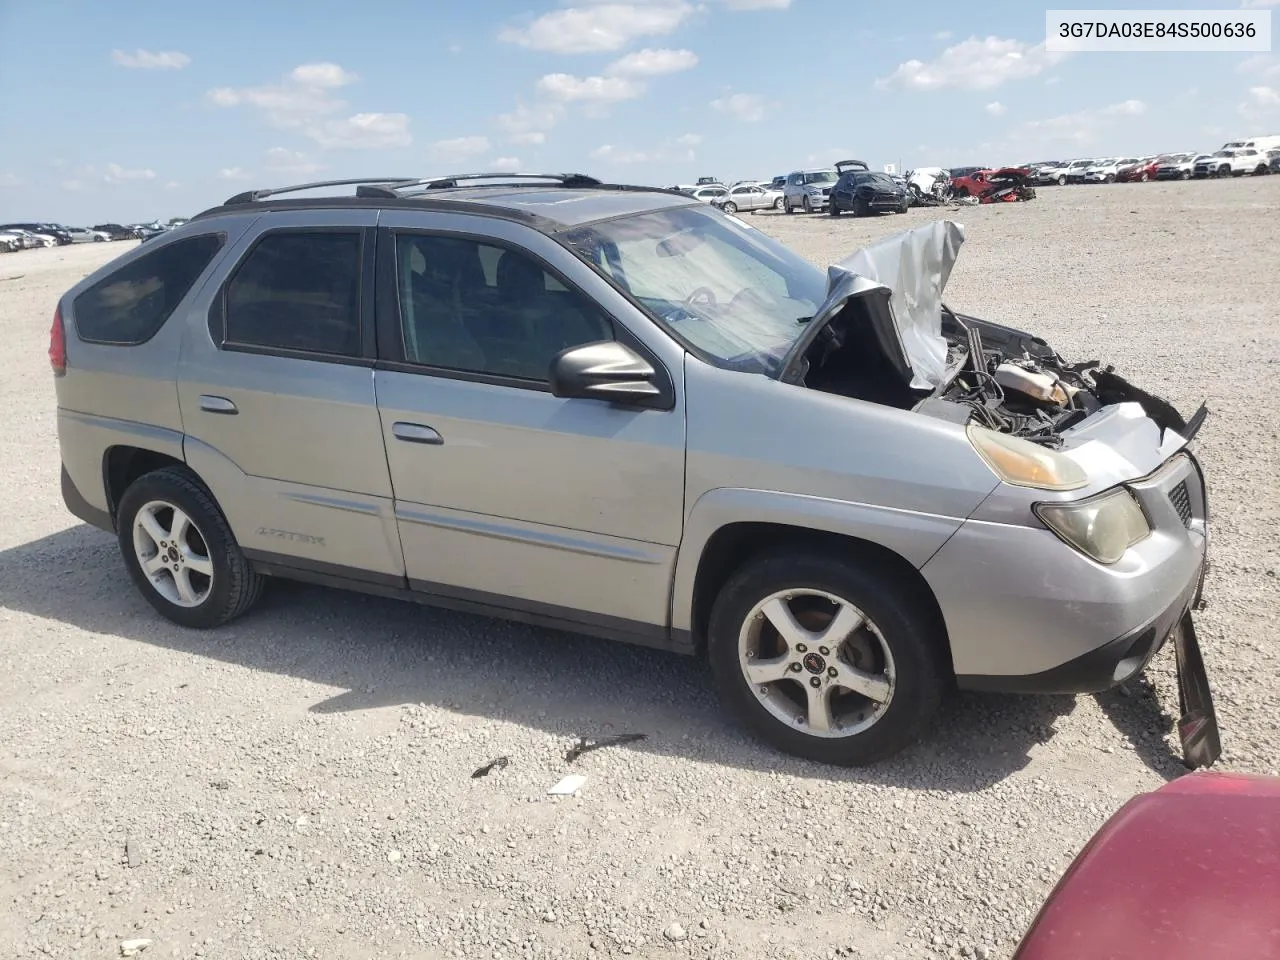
[1181,170,1191,180]
[772,196,783,210]
[117,466,263,629]
[1057,174,1067,186]
[708,552,947,766]
[722,201,738,214]
[828,199,841,216]
[801,196,813,214]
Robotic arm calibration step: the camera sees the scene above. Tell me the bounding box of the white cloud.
[1239,85,1280,122]
[710,92,766,121]
[496,102,565,144]
[606,48,698,76]
[217,167,253,181]
[677,133,702,145]
[309,113,411,149]
[111,48,190,69]
[264,147,324,174]
[876,36,1065,91]
[489,157,523,170]
[431,136,492,163]
[536,73,645,103]
[0,172,21,188]
[499,2,692,53]
[591,144,655,164]
[997,99,1146,156]
[985,101,1007,116]
[209,62,410,149]
[1240,0,1279,7]
[1237,54,1280,79]
[103,163,156,183]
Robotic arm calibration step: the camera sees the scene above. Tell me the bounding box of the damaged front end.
[777,220,1219,768]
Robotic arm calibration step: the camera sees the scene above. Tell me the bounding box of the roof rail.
[394,172,603,193]
[222,177,419,205]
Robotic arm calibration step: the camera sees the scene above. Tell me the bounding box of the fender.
[669,486,966,635]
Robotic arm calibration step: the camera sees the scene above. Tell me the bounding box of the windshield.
[561,204,828,375]
[802,171,836,185]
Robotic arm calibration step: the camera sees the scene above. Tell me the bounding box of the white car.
[717,181,783,213]
[689,184,730,205]
[1154,152,1203,181]
[64,226,110,243]
[782,168,838,213]
[1194,149,1268,178]
[0,230,26,252]
[1083,158,1137,184]
[15,229,58,248]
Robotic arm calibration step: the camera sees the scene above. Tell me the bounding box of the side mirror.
[549,341,662,404]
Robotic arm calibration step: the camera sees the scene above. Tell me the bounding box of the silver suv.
[51,173,1219,768]
[782,168,837,213]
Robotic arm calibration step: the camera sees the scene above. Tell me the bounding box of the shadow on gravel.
[1093,680,1183,781]
[5,524,1088,792]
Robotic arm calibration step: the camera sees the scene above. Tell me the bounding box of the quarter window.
[395,234,613,382]
[224,231,362,356]
[73,234,224,344]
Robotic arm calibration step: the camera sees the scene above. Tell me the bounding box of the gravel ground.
[2,177,1278,960]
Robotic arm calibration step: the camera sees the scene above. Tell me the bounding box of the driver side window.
[395,233,614,383]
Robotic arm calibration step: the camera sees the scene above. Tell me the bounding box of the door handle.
[199,395,238,415]
[392,422,443,445]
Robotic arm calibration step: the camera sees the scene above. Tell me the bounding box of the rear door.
[372,210,687,643]
[177,209,404,584]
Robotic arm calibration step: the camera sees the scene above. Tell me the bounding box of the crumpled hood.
[779,219,965,391]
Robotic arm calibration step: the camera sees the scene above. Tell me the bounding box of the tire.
[1057,174,1067,186]
[722,201,738,214]
[116,466,263,629]
[828,199,841,216]
[898,196,910,213]
[1104,174,1115,184]
[1181,170,1191,180]
[784,199,795,214]
[708,551,947,766]
[802,196,813,214]
[772,197,783,210]
[853,197,869,217]
[1140,173,1149,182]
[94,235,106,242]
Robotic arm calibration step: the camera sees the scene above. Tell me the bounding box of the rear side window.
[72,234,223,344]
[223,231,361,357]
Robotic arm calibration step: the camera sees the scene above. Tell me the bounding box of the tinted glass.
[224,232,361,356]
[73,233,224,344]
[396,234,613,382]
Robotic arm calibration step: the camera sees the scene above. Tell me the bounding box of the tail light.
[49,305,67,377]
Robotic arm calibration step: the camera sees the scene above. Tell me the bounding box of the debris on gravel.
[1,179,1278,959]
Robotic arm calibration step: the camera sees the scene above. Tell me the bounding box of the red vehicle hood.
[1013,772,1280,960]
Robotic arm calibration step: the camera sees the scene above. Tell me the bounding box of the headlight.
[1034,488,1151,564]
[966,424,1089,491]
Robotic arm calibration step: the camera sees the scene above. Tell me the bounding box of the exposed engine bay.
[778,219,1204,449]
[797,301,1198,447]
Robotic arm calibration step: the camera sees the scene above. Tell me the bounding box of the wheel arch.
[671,489,960,661]
[103,445,192,524]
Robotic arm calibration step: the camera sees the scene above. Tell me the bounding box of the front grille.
[1169,480,1193,527]
[821,188,831,197]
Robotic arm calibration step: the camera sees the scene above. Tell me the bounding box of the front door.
[177,210,403,582]
[372,212,686,643]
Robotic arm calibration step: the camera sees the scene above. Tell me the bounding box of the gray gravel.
[2,177,1278,959]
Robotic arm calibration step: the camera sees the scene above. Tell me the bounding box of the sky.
[1,0,1278,224]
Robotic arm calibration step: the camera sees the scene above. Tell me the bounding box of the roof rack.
[391,172,603,195]
[222,177,419,205]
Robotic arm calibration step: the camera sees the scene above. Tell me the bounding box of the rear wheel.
[708,552,947,766]
[772,196,783,210]
[116,466,263,629]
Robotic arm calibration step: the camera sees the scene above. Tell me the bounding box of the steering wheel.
[683,286,717,308]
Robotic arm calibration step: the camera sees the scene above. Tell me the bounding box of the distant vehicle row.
[0,218,188,253]
[1026,136,1280,185]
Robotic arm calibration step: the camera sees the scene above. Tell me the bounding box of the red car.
[1115,157,1164,183]
[1012,772,1280,960]
[949,166,1036,203]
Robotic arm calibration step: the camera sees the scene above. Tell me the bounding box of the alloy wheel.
[737,589,895,738]
[132,499,214,607]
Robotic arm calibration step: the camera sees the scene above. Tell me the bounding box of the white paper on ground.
[547,774,588,795]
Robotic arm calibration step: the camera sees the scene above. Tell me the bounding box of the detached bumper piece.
[1172,611,1222,769]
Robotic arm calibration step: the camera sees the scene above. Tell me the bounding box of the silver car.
[782,168,837,213]
[718,182,783,213]
[51,173,1219,768]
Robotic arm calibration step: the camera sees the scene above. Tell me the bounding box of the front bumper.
[925,451,1209,692]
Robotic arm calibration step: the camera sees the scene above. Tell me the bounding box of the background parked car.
[1115,156,1163,182]
[0,222,71,244]
[717,181,783,213]
[1154,152,1202,180]
[781,168,837,213]
[1270,151,1280,174]
[828,170,909,216]
[1062,159,1095,183]
[64,226,110,243]
[1084,158,1138,183]
[1194,149,1263,178]
[689,184,730,204]
[92,223,138,241]
[0,230,25,253]
[1032,162,1070,185]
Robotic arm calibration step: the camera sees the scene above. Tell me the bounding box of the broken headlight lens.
[966,424,1089,491]
[1034,488,1151,565]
